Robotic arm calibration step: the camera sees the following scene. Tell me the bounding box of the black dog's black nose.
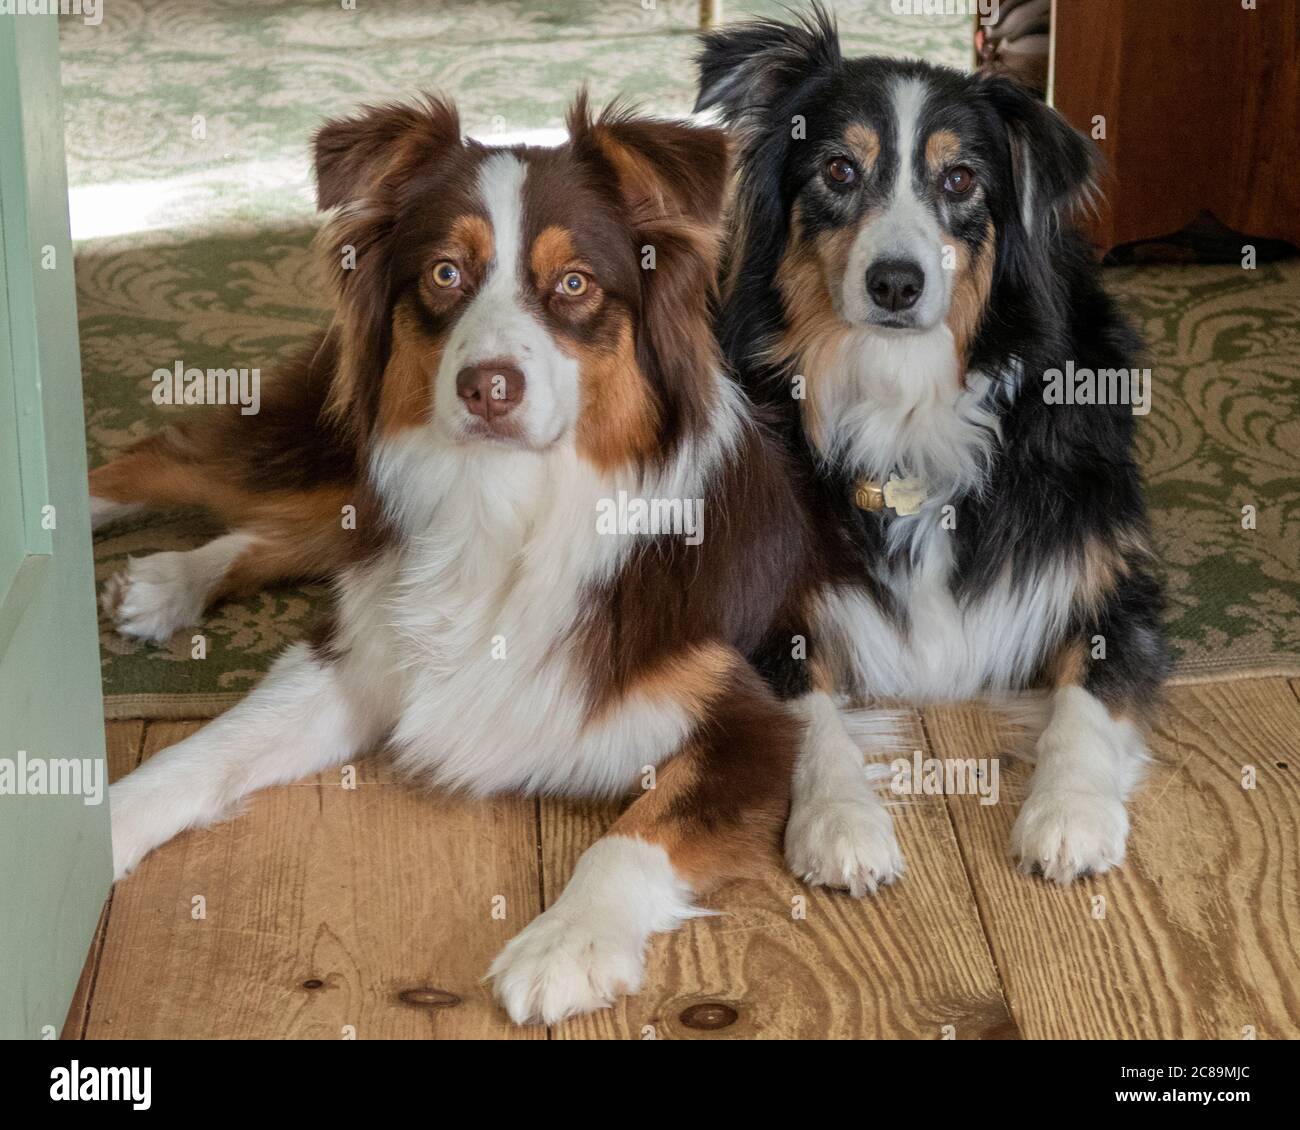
[866,259,925,312]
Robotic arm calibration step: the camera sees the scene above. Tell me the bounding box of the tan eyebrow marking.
[446,213,493,266]
[843,123,881,171]
[925,129,962,173]
[530,224,579,284]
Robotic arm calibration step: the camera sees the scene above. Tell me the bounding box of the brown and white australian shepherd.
[94,95,818,1024]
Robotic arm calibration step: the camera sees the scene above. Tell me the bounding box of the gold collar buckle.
[853,473,927,517]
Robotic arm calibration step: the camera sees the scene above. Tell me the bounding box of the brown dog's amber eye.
[825,156,858,186]
[942,166,975,196]
[558,271,589,296]
[431,261,461,288]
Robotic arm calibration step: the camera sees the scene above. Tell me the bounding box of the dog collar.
[853,473,927,517]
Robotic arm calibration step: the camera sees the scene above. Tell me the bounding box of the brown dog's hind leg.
[89,427,217,530]
[101,484,359,643]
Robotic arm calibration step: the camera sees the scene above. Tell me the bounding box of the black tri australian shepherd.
[696,8,1168,890]
[96,95,817,1024]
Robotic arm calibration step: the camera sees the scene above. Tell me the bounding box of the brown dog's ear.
[313,95,461,210]
[311,96,461,436]
[567,96,730,450]
[567,94,730,231]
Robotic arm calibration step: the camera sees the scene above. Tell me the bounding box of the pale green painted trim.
[0,552,50,658]
[0,180,24,602]
[0,10,52,556]
[0,10,110,1041]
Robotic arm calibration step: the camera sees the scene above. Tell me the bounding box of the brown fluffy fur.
[91,93,820,907]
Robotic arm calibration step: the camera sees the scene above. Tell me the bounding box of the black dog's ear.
[693,2,840,129]
[313,95,461,211]
[978,74,1099,235]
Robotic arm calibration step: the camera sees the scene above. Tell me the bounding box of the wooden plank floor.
[64,679,1300,1039]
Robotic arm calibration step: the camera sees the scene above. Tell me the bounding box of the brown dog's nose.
[456,361,525,419]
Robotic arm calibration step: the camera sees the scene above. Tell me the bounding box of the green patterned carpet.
[64,1,1300,713]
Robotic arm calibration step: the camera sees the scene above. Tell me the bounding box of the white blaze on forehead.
[890,75,929,196]
[477,150,527,291]
[838,75,951,330]
[434,148,580,449]
[451,150,533,365]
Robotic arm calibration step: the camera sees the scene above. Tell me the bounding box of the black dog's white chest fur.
[805,345,1079,702]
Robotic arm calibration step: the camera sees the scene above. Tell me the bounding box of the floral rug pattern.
[61,1,1300,711]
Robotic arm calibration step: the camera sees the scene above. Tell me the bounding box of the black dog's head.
[696,4,1098,361]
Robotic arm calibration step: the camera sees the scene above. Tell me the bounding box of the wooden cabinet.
[1049,0,1300,254]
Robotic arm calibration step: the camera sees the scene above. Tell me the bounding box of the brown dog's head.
[313,94,729,471]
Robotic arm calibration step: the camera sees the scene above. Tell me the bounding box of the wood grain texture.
[74,679,1300,1039]
[924,680,1300,1039]
[61,720,144,1038]
[83,721,541,1039]
[59,900,108,1040]
[104,717,144,783]
[545,711,1013,1039]
[1052,0,1300,251]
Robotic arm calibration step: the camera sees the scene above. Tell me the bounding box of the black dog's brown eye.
[825,156,858,186]
[557,271,589,296]
[943,166,975,196]
[431,261,461,288]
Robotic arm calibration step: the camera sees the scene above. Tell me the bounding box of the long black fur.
[696,5,1168,710]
